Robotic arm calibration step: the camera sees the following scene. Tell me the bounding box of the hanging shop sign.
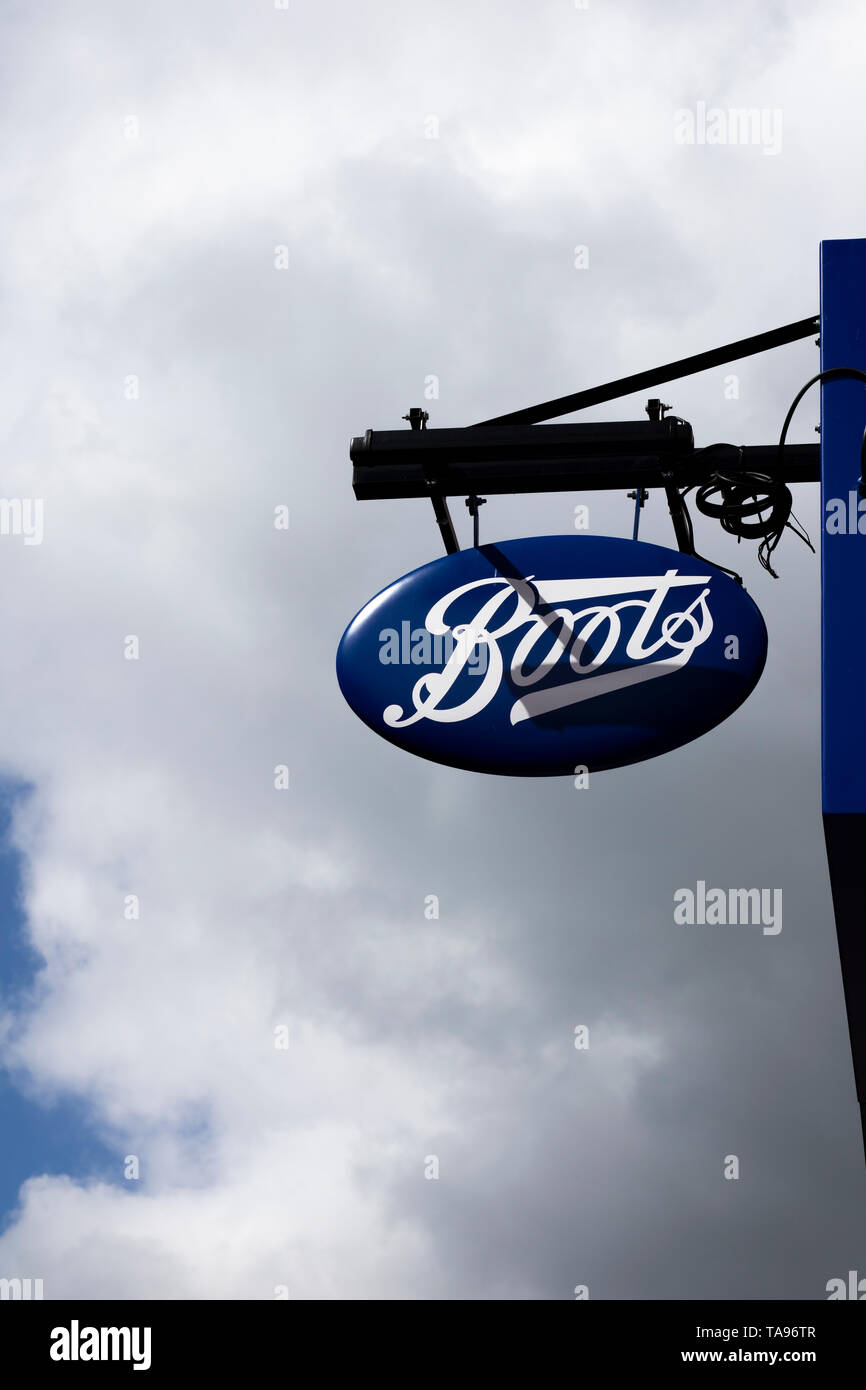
[336,534,767,776]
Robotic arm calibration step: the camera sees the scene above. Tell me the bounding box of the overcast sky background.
[0,0,864,1299]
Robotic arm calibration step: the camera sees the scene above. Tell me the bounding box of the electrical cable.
[685,443,813,578]
[778,366,866,491]
[639,368,866,580]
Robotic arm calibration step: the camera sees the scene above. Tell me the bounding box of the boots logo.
[337,535,768,776]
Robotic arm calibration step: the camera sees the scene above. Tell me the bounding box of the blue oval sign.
[337,535,768,776]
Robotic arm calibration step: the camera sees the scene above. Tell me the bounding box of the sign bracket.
[371,317,820,555]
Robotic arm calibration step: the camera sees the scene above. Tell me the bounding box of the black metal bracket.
[402,406,460,554]
[627,485,649,540]
[369,317,820,554]
[661,471,695,556]
[352,427,818,497]
[465,494,486,548]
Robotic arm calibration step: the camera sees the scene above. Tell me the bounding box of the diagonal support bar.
[475,316,820,427]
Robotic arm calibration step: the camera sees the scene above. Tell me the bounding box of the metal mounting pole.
[820,237,866,1165]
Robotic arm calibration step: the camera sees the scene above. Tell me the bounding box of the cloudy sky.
[0,0,864,1300]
